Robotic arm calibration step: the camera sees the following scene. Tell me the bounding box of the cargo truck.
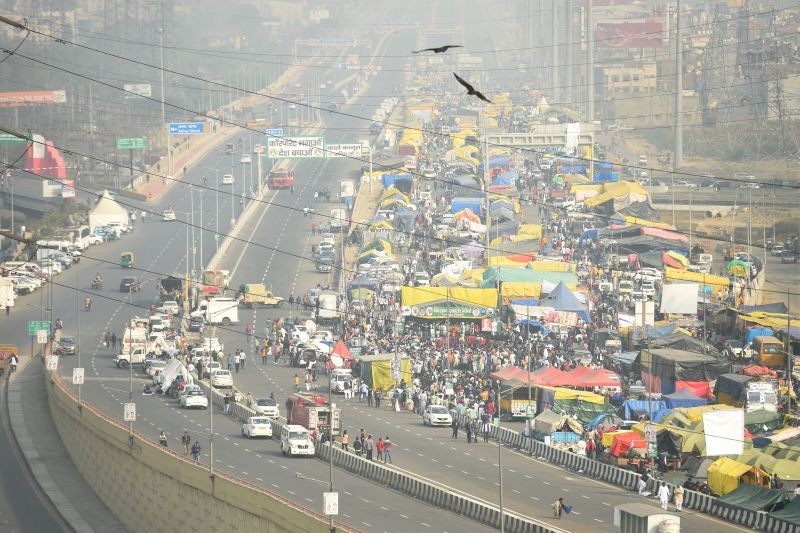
[191,297,239,325]
[267,168,295,189]
[285,392,341,435]
[159,275,184,303]
[238,283,284,308]
[714,373,780,412]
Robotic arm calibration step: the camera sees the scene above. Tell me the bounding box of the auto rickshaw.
[120,252,134,268]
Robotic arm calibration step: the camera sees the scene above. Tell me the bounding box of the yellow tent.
[584,181,649,209]
[460,268,485,284]
[665,268,729,295]
[379,187,409,204]
[771,459,800,481]
[400,286,498,308]
[518,224,543,238]
[529,261,573,272]
[602,430,631,448]
[708,458,757,496]
[622,216,676,230]
[500,281,544,300]
[565,174,591,184]
[487,256,529,267]
[665,251,689,268]
[541,387,607,405]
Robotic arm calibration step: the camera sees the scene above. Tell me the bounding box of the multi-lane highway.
[15,27,497,533]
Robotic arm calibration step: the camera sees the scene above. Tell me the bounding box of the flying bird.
[411,45,463,54]
[453,73,492,103]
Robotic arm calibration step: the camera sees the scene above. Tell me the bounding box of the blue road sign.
[169,122,208,135]
[265,128,284,137]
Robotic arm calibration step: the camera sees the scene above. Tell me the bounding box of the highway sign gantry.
[116,137,148,150]
[169,122,209,135]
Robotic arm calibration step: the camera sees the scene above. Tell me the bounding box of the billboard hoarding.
[0,90,67,107]
[61,180,75,199]
[123,84,152,99]
[326,143,362,158]
[595,21,664,48]
[266,136,324,159]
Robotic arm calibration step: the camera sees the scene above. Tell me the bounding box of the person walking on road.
[234,351,241,373]
[181,430,191,456]
[367,386,373,407]
[376,437,385,462]
[341,430,349,452]
[225,352,232,371]
[304,373,313,391]
[451,414,460,439]
[374,389,381,408]
[481,411,490,443]
[674,484,684,512]
[552,497,565,518]
[191,441,201,461]
[365,435,374,461]
[293,374,300,392]
[383,437,392,464]
[224,393,231,415]
[111,333,117,350]
[657,483,671,511]
[239,348,246,369]
[159,431,168,447]
[9,354,18,374]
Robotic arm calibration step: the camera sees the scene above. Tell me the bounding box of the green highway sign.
[28,320,51,335]
[116,137,147,150]
[0,132,29,143]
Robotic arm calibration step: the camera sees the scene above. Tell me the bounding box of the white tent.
[88,191,129,229]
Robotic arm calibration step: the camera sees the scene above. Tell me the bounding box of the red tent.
[529,366,571,386]
[578,369,622,388]
[331,340,353,360]
[490,366,524,382]
[609,431,647,457]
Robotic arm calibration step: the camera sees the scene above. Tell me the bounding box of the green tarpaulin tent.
[769,495,800,527]
[716,484,788,512]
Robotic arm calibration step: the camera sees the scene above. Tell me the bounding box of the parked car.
[179,386,209,409]
[770,245,786,257]
[640,282,656,297]
[107,221,130,234]
[634,268,662,284]
[242,416,273,438]
[211,369,233,388]
[422,405,453,426]
[222,174,234,185]
[250,398,280,418]
[203,361,222,378]
[162,209,176,221]
[188,316,206,333]
[158,300,180,315]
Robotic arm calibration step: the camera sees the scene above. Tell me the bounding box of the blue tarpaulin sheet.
[593,172,620,182]
[623,400,667,420]
[746,328,774,343]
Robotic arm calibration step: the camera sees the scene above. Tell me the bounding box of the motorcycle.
[91,280,103,290]
[84,298,92,312]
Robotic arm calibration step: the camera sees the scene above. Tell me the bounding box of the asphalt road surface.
[0,381,69,533]
[37,26,500,533]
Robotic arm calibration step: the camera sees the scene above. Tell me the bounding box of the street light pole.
[328,377,335,533]
[215,172,220,250]
[199,190,204,271]
[159,28,165,126]
[497,384,504,533]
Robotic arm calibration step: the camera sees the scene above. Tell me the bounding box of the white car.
[107,221,130,234]
[640,282,656,297]
[179,386,209,409]
[222,174,234,185]
[423,405,453,426]
[242,416,273,438]
[203,361,222,378]
[312,330,334,343]
[290,325,310,343]
[38,259,63,275]
[211,369,233,388]
[251,398,280,418]
[634,268,662,284]
[414,271,431,286]
[148,315,168,332]
[162,209,176,222]
[158,300,180,315]
[240,154,252,164]
[320,233,336,246]
[9,276,38,294]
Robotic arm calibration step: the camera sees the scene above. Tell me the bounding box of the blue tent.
[623,400,667,420]
[515,319,549,335]
[663,388,707,409]
[593,172,620,183]
[746,327,774,344]
[540,281,590,322]
[652,409,674,423]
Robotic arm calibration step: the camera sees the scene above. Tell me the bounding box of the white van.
[280,424,315,457]
[330,369,353,393]
[190,297,239,325]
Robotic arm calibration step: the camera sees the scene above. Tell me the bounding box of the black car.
[188,316,206,333]
[120,277,141,292]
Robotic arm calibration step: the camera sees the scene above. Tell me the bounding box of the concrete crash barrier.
[763,515,800,533]
[315,441,565,533]
[45,374,348,533]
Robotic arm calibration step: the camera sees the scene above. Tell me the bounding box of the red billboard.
[0,90,66,107]
[596,21,664,48]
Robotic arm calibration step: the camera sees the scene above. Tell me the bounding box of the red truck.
[285,392,342,435]
[267,168,295,189]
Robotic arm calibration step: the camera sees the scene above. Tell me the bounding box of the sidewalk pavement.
[7,356,126,533]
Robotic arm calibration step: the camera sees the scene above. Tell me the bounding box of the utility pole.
[550,0,559,103]
[564,0,573,107]
[586,0,594,120]
[673,0,683,170]
[159,27,165,125]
